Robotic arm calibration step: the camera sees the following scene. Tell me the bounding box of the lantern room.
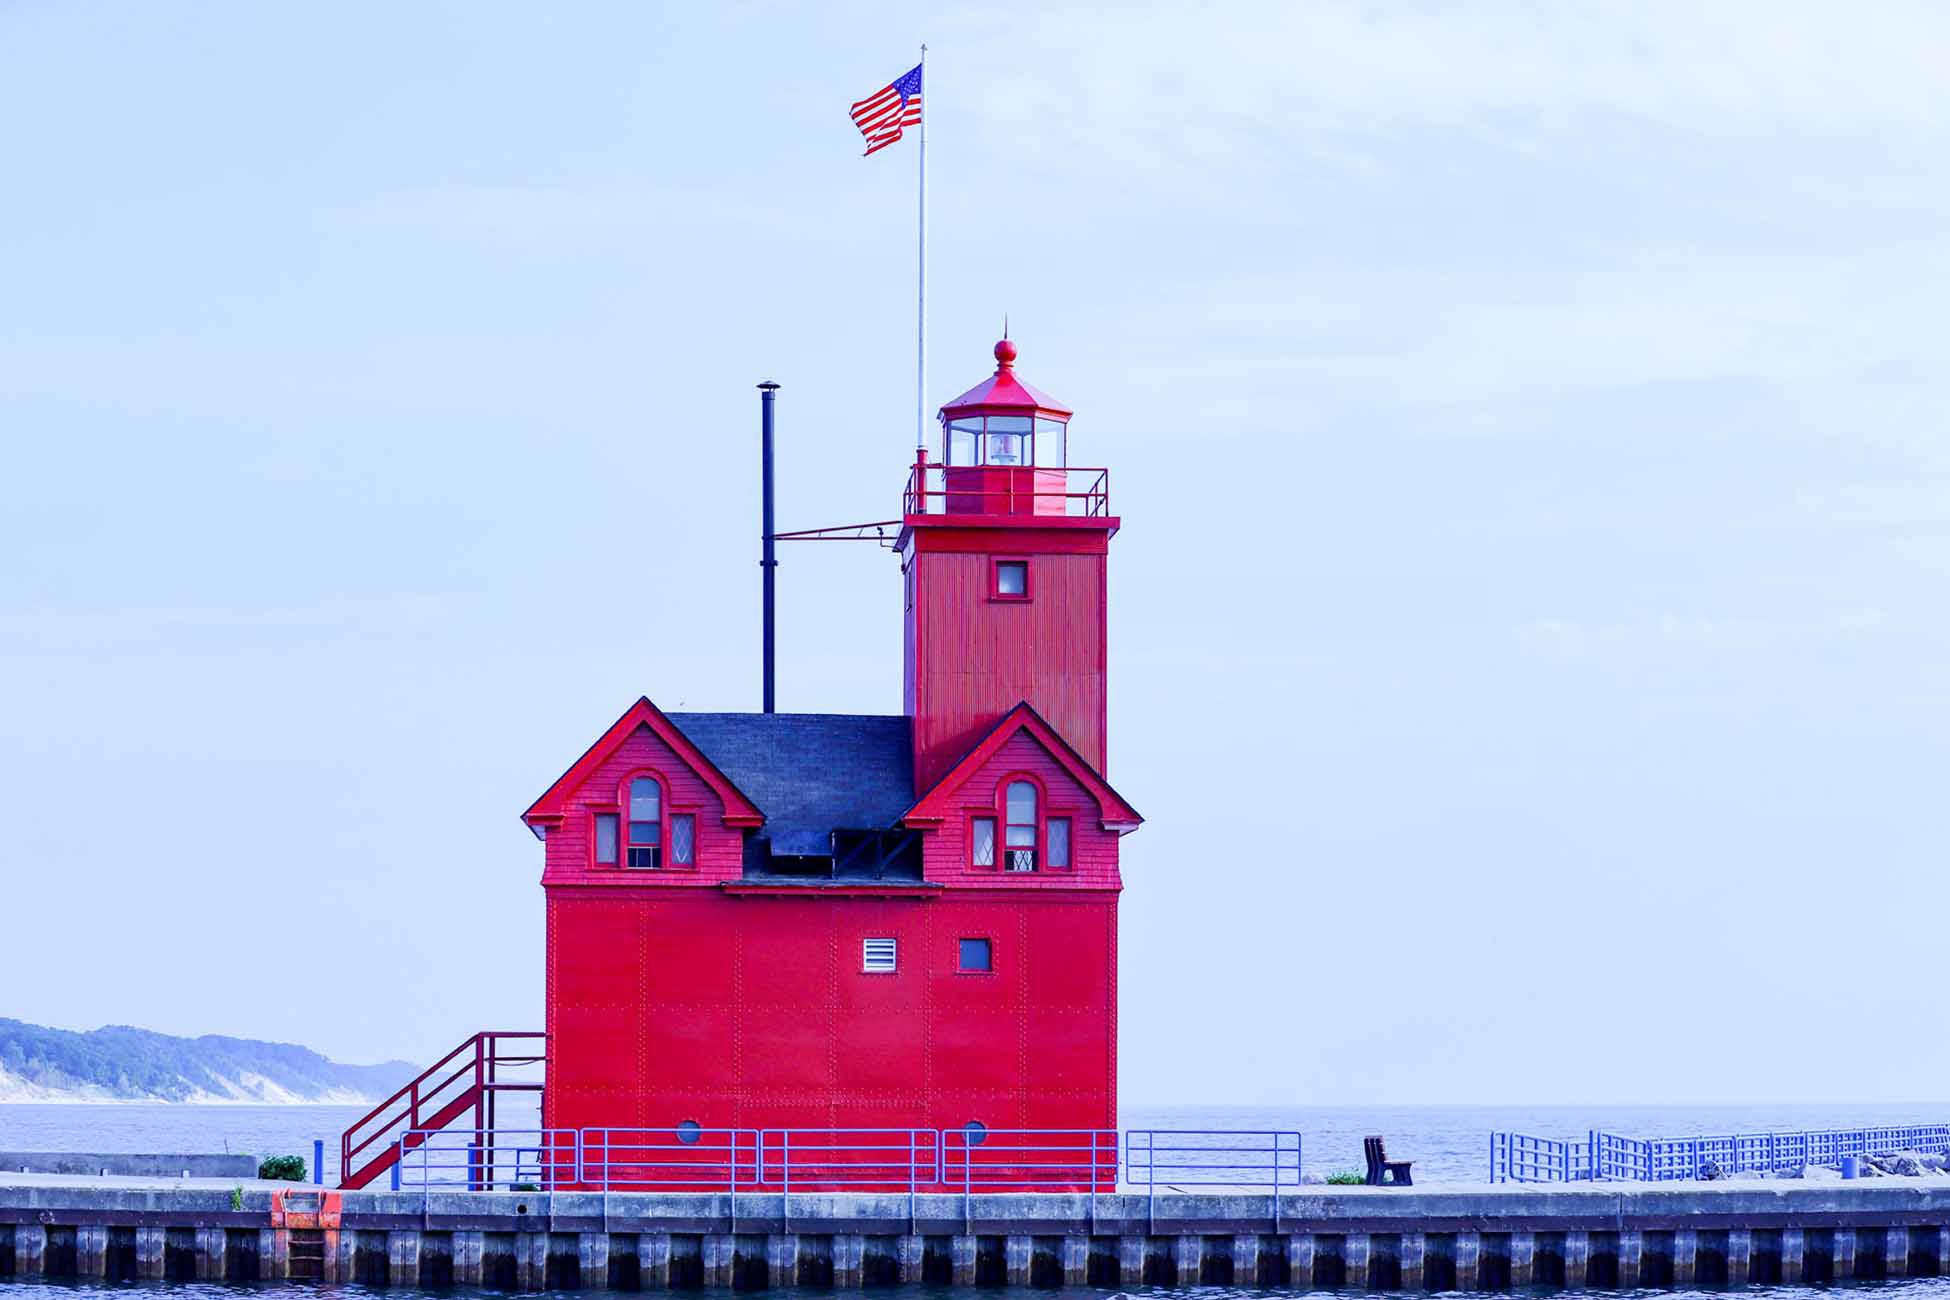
[938,338,1072,516]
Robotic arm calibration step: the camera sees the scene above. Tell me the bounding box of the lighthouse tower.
[902,338,1116,794]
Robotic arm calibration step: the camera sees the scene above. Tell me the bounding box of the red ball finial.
[994,337,1018,368]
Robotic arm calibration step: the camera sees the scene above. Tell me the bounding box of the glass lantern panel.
[983,416,1032,467]
[947,419,980,466]
[1034,418,1067,468]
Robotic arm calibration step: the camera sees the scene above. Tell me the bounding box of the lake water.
[4,1283,1950,1300]
[3,1100,1946,1185]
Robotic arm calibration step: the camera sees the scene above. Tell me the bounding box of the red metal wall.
[543,888,1117,1135]
[903,525,1111,793]
[542,725,1122,1137]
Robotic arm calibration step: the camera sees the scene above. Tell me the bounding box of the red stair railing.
[339,1031,544,1190]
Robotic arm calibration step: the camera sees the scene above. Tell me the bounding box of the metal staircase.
[338,1031,545,1190]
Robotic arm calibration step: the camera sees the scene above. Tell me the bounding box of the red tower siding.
[543,889,1117,1135]
[904,528,1111,793]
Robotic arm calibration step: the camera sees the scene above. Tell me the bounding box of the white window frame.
[862,937,898,973]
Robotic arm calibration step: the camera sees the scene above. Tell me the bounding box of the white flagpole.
[916,43,928,461]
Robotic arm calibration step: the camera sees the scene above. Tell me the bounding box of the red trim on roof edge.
[901,701,1142,831]
[521,696,766,829]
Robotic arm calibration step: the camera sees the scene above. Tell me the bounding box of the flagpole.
[916,43,928,461]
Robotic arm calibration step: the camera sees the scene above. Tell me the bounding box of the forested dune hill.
[0,1018,415,1103]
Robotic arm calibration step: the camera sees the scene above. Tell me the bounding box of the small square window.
[958,938,992,972]
[995,560,1028,599]
[862,937,897,973]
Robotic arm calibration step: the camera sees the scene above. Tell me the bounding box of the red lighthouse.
[340,338,1138,1189]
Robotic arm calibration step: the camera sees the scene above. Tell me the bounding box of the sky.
[2,0,1947,1109]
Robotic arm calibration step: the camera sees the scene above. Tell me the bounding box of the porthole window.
[963,1120,988,1148]
[676,1120,702,1145]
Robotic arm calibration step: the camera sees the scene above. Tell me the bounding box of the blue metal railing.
[1487,1131,1591,1183]
[578,1126,758,1192]
[761,1128,939,1231]
[1490,1124,1950,1183]
[396,1127,578,1192]
[1126,1130,1302,1229]
[942,1128,1118,1231]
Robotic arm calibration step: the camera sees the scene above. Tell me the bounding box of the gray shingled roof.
[666,712,913,857]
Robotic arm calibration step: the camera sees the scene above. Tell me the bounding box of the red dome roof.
[939,339,1072,420]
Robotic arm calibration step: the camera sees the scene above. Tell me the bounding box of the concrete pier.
[1232,1231,1260,1285]
[1508,1229,1534,1287]
[1672,1226,1697,1284]
[1886,1226,1910,1278]
[1726,1227,1750,1285]
[1453,1229,1481,1289]
[1397,1229,1425,1290]
[1617,1227,1642,1286]
[1833,1227,1857,1281]
[1287,1231,1314,1288]
[5,1175,1950,1291]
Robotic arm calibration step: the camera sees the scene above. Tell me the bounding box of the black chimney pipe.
[758,381,779,713]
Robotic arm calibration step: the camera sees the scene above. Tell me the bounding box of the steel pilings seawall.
[4,1180,1950,1290]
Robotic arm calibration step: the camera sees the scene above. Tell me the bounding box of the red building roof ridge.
[521,696,765,828]
[938,338,1073,418]
[901,700,1142,831]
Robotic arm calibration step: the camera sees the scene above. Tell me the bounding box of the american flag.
[849,63,923,156]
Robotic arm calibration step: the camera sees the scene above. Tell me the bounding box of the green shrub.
[258,1155,308,1181]
[1325,1169,1365,1185]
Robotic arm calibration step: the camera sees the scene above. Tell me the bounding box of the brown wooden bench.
[1364,1135,1413,1186]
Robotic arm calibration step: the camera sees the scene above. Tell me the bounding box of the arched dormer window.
[590,772,696,870]
[968,775,1072,873]
[1004,780,1037,871]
